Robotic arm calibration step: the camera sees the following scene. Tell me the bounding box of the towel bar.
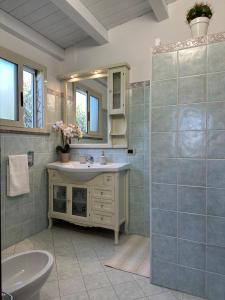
[7,151,34,167]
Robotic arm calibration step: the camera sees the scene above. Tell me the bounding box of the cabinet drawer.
[93,188,113,199]
[92,213,114,227]
[104,174,114,186]
[92,199,115,213]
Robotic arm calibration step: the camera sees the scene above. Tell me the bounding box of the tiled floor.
[2,224,205,300]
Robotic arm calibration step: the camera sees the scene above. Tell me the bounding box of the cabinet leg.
[114,230,119,245]
[48,217,53,229]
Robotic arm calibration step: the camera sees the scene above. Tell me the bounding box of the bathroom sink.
[47,161,130,181]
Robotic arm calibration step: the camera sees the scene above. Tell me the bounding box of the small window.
[74,84,102,138]
[0,58,18,121]
[0,47,46,132]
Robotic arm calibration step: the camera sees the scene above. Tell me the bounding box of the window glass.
[23,68,34,128]
[76,88,88,133]
[90,95,99,132]
[0,58,18,121]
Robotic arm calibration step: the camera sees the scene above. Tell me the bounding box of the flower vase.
[60,153,70,163]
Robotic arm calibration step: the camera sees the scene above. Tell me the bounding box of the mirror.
[65,75,109,145]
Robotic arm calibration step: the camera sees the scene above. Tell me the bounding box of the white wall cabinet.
[48,169,129,244]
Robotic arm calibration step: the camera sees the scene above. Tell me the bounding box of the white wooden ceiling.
[0,0,176,50]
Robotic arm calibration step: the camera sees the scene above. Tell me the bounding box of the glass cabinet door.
[112,72,121,110]
[109,68,125,115]
[71,187,88,219]
[53,185,67,214]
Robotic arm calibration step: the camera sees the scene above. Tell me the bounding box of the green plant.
[186,2,213,24]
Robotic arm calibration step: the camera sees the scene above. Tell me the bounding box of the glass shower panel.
[72,187,87,217]
[53,185,67,213]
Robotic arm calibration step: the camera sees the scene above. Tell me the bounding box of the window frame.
[0,47,47,134]
[74,83,103,139]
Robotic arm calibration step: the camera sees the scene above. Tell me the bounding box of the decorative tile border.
[128,80,150,89]
[153,31,225,55]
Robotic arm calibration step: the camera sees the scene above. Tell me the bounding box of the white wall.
[63,0,225,83]
[0,29,62,91]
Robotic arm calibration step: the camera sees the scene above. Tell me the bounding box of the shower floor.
[2,223,204,300]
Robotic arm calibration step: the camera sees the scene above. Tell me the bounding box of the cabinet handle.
[101,204,104,208]
[101,191,103,195]
[100,217,103,221]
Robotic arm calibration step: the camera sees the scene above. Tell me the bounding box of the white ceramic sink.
[47,161,130,181]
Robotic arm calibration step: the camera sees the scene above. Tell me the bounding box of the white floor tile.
[113,280,145,300]
[88,286,118,300]
[83,272,111,290]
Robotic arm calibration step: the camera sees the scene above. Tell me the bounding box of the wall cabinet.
[48,169,129,244]
[108,65,129,147]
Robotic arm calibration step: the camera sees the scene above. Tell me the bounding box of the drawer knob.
[101,192,103,195]
[101,204,104,208]
[100,217,103,221]
[107,178,110,182]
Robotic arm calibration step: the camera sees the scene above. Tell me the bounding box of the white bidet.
[2,250,54,300]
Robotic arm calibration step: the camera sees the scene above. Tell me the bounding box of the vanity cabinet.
[48,169,129,244]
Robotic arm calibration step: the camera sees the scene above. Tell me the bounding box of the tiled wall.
[0,90,62,249]
[71,83,150,236]
[151,41,225,299]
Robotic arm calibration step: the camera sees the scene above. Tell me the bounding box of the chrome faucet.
[87,155,94,164]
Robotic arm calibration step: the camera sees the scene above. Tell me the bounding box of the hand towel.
[7,154,30,197]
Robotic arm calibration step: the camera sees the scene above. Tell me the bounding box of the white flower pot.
[190,17,210,38]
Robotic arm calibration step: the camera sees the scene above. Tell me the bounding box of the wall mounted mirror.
[61,63,129,148]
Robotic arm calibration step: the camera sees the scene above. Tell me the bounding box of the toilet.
[2,250,54,300]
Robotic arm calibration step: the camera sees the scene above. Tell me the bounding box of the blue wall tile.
[207,216,225,247]
[206,272,225,300]
[153,52,177,81]
[177,266,205,298]
[207,245,225,275]
[179,75,206,104]
[177,131,206,158]
[152,79,177,106]
[178,186,206,214]
[208,72,225,102]
[152,133,177,158]
[207,101,225,130]
[152,183,177,211]
[178,104,206,130]
[179,213,206,243]
[177,159,206,186]
[152,234,177,263]
[208,41,225,73]
[152,259,177,290]
[152,208,177,237]
[152,158,177,184]
[152,107,177,132]
[207,188,225,218]
[178,239,205,270]
[178,46,207,77]
[207,160,225,188]
[207,131,225,158]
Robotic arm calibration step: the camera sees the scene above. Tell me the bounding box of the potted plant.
[186,2,213,38]
[53,121,83,163]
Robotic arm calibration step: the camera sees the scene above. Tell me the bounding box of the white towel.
[7,154,30,197]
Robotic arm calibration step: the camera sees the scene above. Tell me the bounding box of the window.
[0,47,46,132]
[74,84,102,138]
[0,58,18,121]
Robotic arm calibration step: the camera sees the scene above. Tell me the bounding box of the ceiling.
[0,0,176,50]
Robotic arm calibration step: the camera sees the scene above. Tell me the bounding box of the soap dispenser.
[100,151,107,165]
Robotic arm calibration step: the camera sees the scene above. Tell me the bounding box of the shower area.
[150,35,225,299]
